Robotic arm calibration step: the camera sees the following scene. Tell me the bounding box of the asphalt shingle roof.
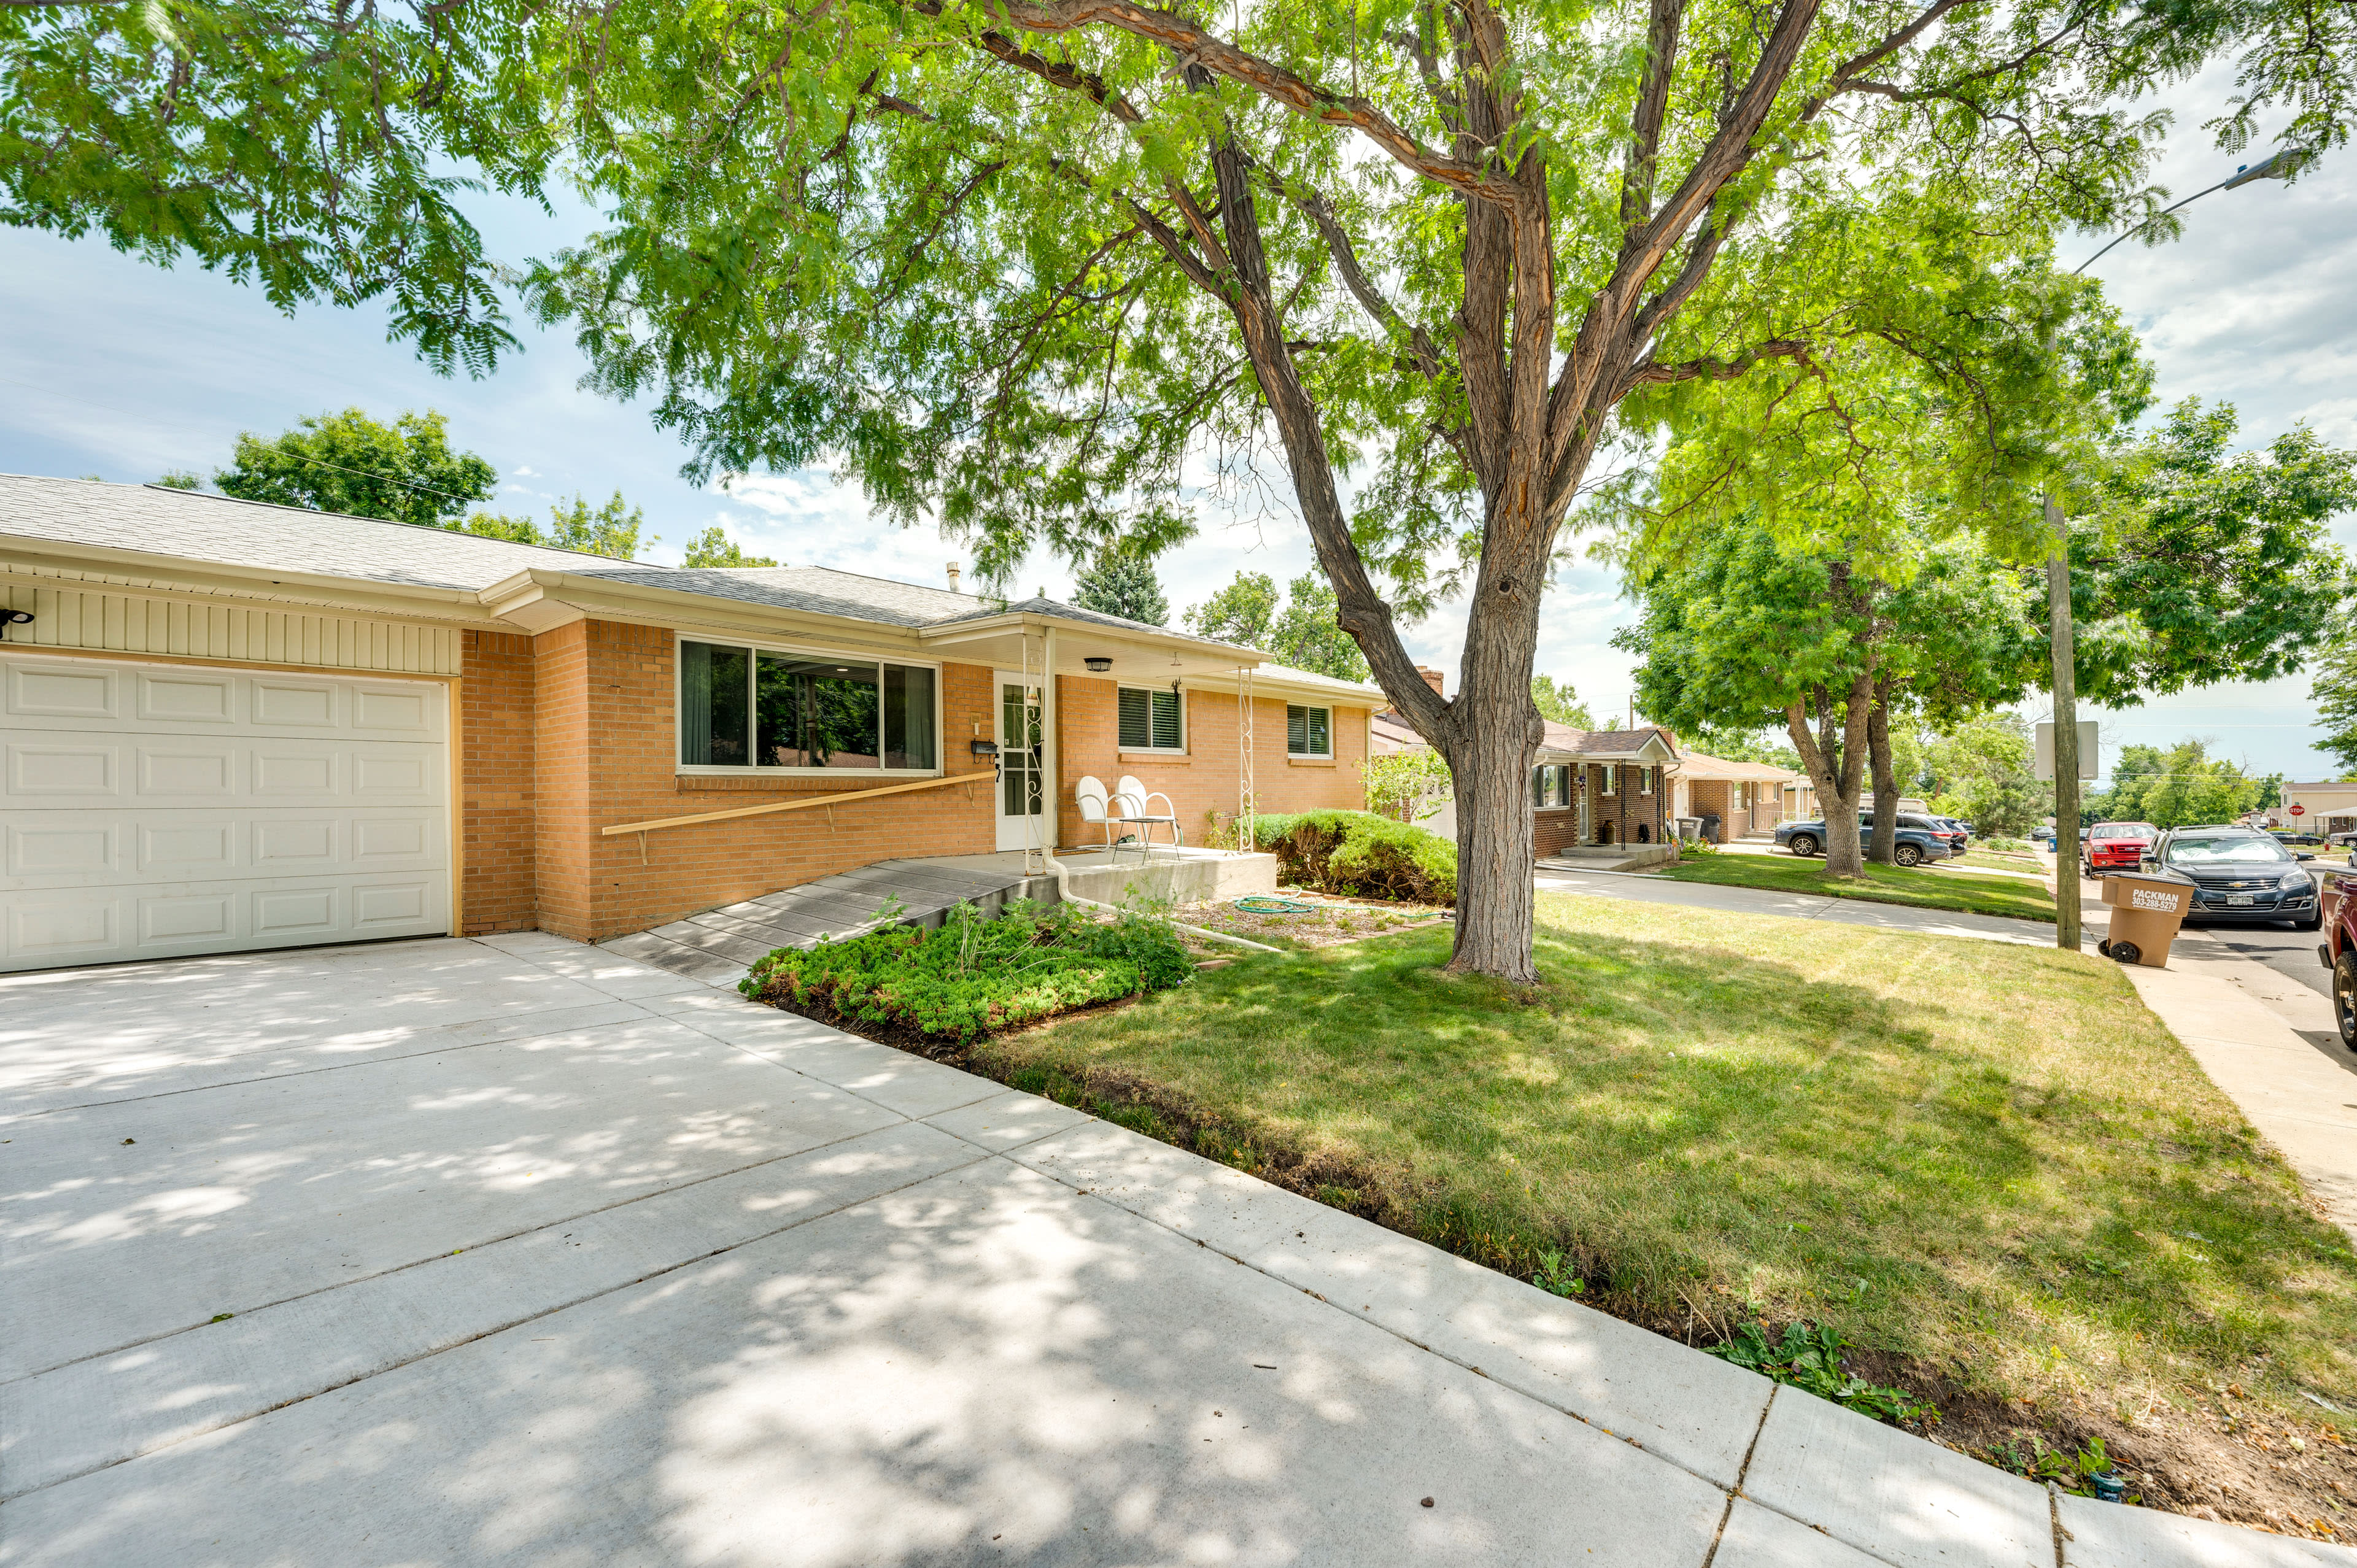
[0,476,657,590]
[571,565,980,628]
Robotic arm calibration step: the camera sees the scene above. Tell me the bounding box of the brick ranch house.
[1671,749,1806,840]
[1371,670,1680,852]
[0,476,1379,973]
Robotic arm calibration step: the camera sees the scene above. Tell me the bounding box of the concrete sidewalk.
[4,934,2347,1566]
[2118,938,2357,1245]
[1534,862,2108,949]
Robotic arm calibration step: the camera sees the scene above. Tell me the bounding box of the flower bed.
[739,898,1194,1043]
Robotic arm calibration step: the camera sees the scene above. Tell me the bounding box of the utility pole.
[2046,492,2081,951]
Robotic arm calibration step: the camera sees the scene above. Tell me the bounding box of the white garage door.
[1,652,450,972]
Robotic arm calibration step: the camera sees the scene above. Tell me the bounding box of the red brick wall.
[1053,676,1370,849]
[523,623,1000,941]
[1585,762,1669,846]
[459,630,537,934]
[1534,805,1582,857]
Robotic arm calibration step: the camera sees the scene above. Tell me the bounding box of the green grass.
[1945,849,2049,876]
[977,894,2357,1441]
[1654,848,2057,921]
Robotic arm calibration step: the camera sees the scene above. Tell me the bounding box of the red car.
[2324,870,2357,1049]
[2081,821,2157,878]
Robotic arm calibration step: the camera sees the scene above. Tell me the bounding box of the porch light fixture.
[1085,656,1113,673]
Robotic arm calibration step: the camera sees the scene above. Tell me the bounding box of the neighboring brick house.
[0,476,1380,972]
[1531,724,1680,854]
[1368,670,1679,855]
[1671,750,1805,841]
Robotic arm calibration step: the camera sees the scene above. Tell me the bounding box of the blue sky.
[2,59,2349,782]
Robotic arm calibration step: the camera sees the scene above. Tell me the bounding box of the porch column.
[1042,624,1059,865]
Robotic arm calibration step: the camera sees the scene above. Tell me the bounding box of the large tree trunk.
[1446,692,1540,984]
[1867,673,1897,865]
[1787,673,1872,878]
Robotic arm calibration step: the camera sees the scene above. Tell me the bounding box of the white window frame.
[1600,763,1617,797]
[1117,684,1186,754]
[1640,765,1654,796]
[1532,763,1571,811]
[1287,703,1333,759]
[674,631,945,777]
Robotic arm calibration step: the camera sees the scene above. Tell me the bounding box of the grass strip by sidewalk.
[1652,847,2057,922]
[965,894,2357,1528]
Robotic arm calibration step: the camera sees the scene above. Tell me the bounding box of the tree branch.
[1620,0,1684,230]
[978,0,1517,203]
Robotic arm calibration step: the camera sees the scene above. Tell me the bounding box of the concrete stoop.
[1538,843,1681,874]
[600,859,1048,987]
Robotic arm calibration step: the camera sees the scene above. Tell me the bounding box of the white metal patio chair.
[1113,774,1183,857]
[1075,776,1145,865]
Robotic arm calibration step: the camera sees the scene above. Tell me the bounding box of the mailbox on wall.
[970,740,999,757]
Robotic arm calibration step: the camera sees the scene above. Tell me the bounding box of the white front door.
[993,671,1045,852]
[1,652,451,972]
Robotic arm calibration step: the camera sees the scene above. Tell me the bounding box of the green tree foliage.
[2088,740,2264,828]
[451,492,649,561]
[1530,676,1593,730]
[154,471,203,491]
[1361,749,1453,823]
[1183,573,1277,649]
[1925,715,2049,837]
[1622,527,2037,875]
[1686,728,1807,772]
[214,407,494,528]
[2308,604,2357,778]
[1268,573,1369,683]
[1070,550,1169,626]
[2061,401,2356,705]
[681,526,778,568]
[1182,571,1366,681]
[0,2,548,374]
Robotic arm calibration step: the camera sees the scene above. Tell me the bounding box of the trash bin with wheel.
[2096,872,2194,968]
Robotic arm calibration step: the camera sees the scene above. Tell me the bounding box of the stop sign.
[2291,804,2307,816]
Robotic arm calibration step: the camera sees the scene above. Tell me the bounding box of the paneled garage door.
[1,652,450,971]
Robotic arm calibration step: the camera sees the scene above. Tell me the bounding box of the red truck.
[2081,821,2157,879]
[2322,868,2357,1048]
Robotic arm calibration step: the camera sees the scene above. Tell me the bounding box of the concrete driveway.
[1,933,2334,1566]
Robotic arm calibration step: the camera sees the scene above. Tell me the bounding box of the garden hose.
[1234,895,1320,915]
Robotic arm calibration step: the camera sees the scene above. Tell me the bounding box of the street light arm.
[2072,176,2236,274]
[2072,149,2312,274]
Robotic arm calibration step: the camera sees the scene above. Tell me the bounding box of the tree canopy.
[1530,675,1592,730]
[681,526,778,568]
[2086,738,2269,829]
[214,407,495,529]
[1071,550,1171,625]
[1184,570,1368,681]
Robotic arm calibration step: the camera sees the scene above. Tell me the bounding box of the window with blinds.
[1118,686,1184,751]
[1287,703,1331,757]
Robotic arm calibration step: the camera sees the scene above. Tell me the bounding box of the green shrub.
[1251,809,1457,904]
[738,898,1193,1041]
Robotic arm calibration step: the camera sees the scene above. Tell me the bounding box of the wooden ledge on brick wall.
[1117,752,1191,765]
[1286,757,1338,768]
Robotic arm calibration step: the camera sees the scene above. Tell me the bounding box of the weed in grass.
[1533,1249,1587,1298]
[1709,1321,1937,1426]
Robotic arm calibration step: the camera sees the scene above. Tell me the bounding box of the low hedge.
[1250,809,1457,904]
[740,898,1194,1042]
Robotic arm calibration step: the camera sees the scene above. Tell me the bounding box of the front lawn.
[1654,846,2057,922]
[967,894,2357,1537]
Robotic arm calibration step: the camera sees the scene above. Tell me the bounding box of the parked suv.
[2081,821,2156,878]
[1775,813,1957,867]
[2321,867,2357,1048]
[2138,825,2320,932]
